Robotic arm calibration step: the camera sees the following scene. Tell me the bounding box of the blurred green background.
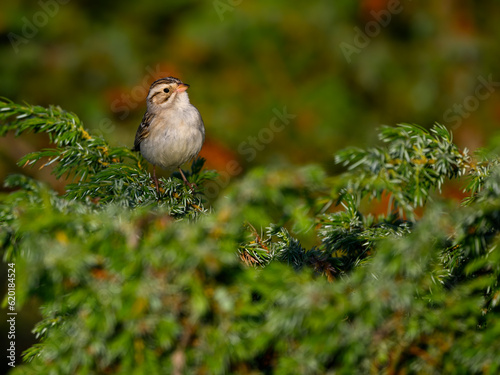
[1,0,500,188]
[1,1,500,372]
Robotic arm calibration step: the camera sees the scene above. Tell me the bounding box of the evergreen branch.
[335,123,471,217]
[239,223,340,278]
[0,98,113,181]
[64,157,216,215]
[0,98,217,216]
[0,97,96,147]
[461,151,500,205]
[318,193,411,273]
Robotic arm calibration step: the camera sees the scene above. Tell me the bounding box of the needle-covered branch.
[0,98,217,214]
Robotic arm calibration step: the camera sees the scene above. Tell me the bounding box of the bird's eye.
[163,88,170,93]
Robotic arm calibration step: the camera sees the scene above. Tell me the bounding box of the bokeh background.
[1,0,500,372]
[1,0,500,187]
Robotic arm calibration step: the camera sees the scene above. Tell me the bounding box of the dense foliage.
[2,100,500,374]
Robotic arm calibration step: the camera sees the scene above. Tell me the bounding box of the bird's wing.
[133,111,155,151]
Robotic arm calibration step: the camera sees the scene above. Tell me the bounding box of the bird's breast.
[140,107,204,170]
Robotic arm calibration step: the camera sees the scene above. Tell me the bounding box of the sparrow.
[133,77,205,191]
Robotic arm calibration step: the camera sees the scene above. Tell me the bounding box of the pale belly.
[140,120,205,170]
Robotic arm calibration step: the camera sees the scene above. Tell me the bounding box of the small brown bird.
[133,77,205,191]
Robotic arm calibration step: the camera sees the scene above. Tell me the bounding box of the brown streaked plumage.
[133,111,155,152]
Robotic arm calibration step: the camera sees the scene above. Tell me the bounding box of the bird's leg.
[178,167,197,191]
[152,165,159,192]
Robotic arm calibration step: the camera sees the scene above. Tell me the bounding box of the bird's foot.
[178,168,198,192]
[152,166,160,193]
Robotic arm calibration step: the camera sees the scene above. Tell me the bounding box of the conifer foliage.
[1,98,500,374]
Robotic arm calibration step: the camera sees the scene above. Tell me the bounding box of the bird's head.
[146,76,190,109]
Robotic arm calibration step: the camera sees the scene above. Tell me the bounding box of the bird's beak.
[176,83,190,92]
